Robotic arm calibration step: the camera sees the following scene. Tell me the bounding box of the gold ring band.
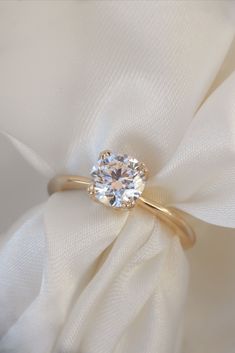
[48,175,196,249]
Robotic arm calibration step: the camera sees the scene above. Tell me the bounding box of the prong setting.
[99,149,112,160]
[139,162,149,180]
[122,200,136,209]
[87,183,95,197]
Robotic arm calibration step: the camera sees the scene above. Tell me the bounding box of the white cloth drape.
[0,2,235,353]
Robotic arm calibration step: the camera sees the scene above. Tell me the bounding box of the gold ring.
[48,150,196,249]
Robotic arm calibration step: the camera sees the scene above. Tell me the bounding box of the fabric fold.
[154,72,235,227]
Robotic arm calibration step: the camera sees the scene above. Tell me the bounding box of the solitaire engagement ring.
[48,150,196,249]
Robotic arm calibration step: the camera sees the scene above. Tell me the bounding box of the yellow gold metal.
[137,197,195,249]
[48,175,196,249]
[47,175,90,195]
[139,162,149,179]
[99,150,112,160]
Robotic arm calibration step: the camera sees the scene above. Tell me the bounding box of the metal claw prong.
[99,150,112,160]
[122,200,135,210]
[87,184,95,197]
[140,162,149,180]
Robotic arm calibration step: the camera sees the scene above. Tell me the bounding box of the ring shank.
[137,197,195,249]
[48,175,196,249]
[48,175,91,194]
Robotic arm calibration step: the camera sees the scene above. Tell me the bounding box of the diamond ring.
[48,150,196,249]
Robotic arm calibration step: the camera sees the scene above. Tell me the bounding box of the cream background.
[0,2,235,353]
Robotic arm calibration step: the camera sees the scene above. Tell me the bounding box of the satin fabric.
[0,2,235,353]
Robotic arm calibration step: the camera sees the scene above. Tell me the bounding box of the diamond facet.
[89,151,148,209]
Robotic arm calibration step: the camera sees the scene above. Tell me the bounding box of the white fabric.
[0,2,235,353]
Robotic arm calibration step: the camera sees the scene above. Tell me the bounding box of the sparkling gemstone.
[89,151,148,209]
